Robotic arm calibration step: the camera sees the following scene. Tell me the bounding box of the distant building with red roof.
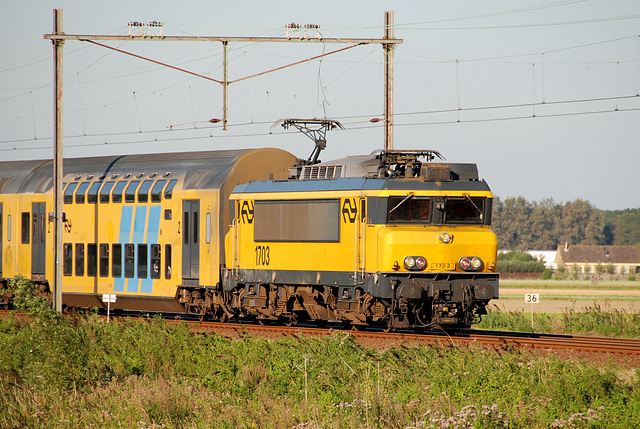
[555,244,640,278]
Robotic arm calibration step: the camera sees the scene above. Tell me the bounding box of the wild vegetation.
[477,305,640,338]
[492,197,640,250]
[1,278,639,428]
[497,251,546,274]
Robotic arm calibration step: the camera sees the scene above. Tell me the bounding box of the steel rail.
[186,321,640,355]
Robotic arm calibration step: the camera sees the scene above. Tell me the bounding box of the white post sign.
[524,293,539,332]
[524,293,539,304]
[102,293,117,322]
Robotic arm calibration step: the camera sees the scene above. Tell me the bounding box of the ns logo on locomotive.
[0,133,498,331]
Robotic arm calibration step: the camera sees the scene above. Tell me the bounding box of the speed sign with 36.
[524,293,540,304]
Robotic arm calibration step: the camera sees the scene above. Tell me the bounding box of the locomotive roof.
[233,176,492,194]
[0,148,296,194]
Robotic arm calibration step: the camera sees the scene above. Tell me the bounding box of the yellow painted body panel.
[370,225,497,273]
[226,188,498,275]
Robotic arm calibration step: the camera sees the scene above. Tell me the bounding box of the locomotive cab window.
[387,196,431,224]
[442,196,486,225]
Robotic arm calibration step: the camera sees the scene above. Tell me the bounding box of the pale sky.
[1,0,639,210]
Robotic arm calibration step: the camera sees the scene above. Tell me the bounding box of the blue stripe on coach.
[114,206,133,292]
[140,205,161,294]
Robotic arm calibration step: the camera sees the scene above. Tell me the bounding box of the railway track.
[185,320,640,355]
[3,309,639,355]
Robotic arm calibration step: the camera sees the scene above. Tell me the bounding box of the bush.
[498,252,546,273]
[8,275,58,320]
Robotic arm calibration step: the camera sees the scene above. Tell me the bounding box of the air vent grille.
[300,165,343,180]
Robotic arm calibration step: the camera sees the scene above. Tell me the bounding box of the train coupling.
[433,302,459,325]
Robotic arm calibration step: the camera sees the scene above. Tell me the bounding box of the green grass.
[476,305,640,338]
[500,279,640,290]
[0,313,639,428]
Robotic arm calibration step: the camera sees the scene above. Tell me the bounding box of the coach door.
[182,200,200,284]
[31,202,46,277]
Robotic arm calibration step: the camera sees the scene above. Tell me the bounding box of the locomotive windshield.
[387,195,488,225]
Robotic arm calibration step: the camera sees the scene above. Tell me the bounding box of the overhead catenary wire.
[2,95,639,152]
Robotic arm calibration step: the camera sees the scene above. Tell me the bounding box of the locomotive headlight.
[471,257,483,269]
[439,233,453,244]
[404,256,427,271]
[404,256,416,269]
[459,256,484,271]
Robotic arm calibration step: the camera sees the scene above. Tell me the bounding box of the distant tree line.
[492,197,640,250]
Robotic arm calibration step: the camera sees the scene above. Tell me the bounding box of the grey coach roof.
[0,149,295,194]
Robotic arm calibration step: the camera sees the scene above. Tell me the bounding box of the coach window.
[206,213,211,244]
[138,244,148,278]
[125,181,140,203]
[112,244,122,278]
[87,243,97,277]
[21,212,30,244]
[87,183,101,204]
[75,243,85,276]
[150,244,161,279]
[99,244,109,277]
[63,243,72,276]
[75,182,90,204]
[150,180,166,203]
[112,181,127,203]
[164,179,178,199]
[124,244,135,278]
[137,180,153,203]
[99,181,115,204]
[64,183,77,204]
[165,244,172,279]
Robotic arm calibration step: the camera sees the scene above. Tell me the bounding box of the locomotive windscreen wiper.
[464,193,482,216]
[389,192,414,213]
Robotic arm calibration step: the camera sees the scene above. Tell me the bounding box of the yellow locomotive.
[0,143,498,330]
